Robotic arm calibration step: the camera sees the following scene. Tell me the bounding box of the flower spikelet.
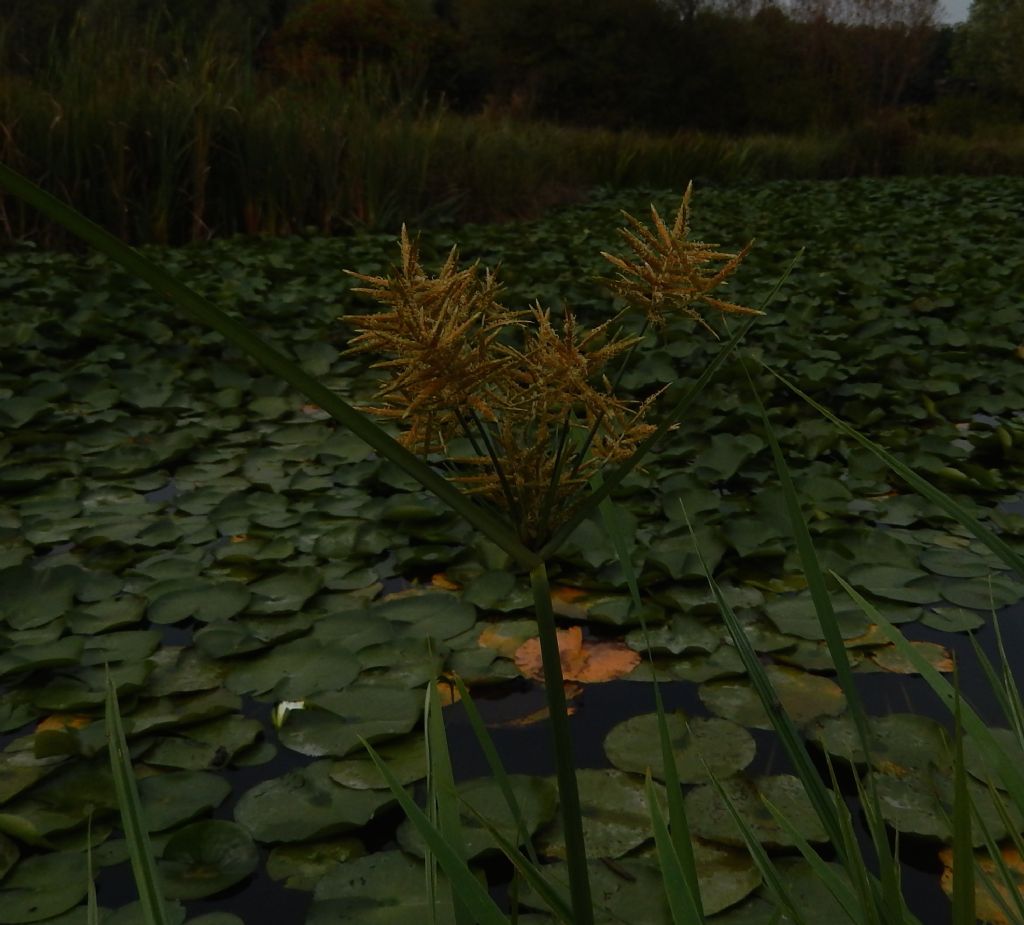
[600,182,759,332]
[344,225,522,454]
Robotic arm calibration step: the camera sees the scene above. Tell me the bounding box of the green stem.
[529,562,593,925]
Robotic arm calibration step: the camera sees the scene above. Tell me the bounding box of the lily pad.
[147,582,251,624]
[399,775,557,860]
[684,775,830,847]
[277,685,422,758]
[604,713,755,783]
[0,850,90,923]
[139,770,231,832]
[266,836,365,891]
[225,637,360,700]
[699,665,847,730]
[158,820,259,900]
[329,733,426,790]
[537,768,666,859]
[309,850,454,925]
[234,761,393,842]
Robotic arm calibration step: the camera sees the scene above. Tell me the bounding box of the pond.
[1,176,1024,923]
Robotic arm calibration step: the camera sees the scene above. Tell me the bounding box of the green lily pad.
[143,715,263,771]
[939,576,1023,610]
[537,768,666,859]
[128,689,240,736]
[808,713,951,771]
[309,850,454,925]
[764,594,870,640]
[234,761,393,842]
[225,637,360,700]
[266,836,365,891]
[921,605,985,632]
[604,713,755,783]
[684,775,830,847]
[525,853,759,924]
[699,665,847,730]
[0,637,86,680]
[139,770,231,832]
[626,613,719,656]
[147,582,251,624]
[399,774,557,860]
[0,565,82,631]
[278,686,422,758]
[0,831,19,879]
[370,591,477,640]
[158,820,259,900]
[246,567,323,614]
[0,850,90,923]
[329,733,426,790]
[919,548,998,578]
[710,858,852,924]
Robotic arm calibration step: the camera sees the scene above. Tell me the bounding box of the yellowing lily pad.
[700,664,846,729]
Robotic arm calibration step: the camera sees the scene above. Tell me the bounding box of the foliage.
[952,0,1024,104]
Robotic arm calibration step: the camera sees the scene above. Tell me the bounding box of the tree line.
[3,0,1022,134]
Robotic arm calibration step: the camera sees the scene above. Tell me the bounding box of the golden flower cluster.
[343,187,754,542]
[600,182,758,332]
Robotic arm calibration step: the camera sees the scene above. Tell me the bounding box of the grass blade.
[361,737,511,925]
[645,771,704,925]
[529,561,594,925]
[596,476,703,917]
[425,682,473,925]
[0,163,538,570]
[104,668,169,925]
[460,801,576,924]
[452,675,543,869]
[679,501,845,850]
[950,687,976,925]
[86,813,100,925]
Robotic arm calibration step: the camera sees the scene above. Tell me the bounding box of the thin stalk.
[0,163,539,570]
[468,408,522,527]
[538,411,574,540]
[529,561,593,925]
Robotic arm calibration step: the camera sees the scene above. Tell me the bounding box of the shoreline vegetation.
[2,0,1024,247]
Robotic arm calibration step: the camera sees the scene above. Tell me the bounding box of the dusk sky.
[939,0,971,21]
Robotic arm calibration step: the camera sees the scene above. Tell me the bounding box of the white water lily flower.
[272,700,305,729]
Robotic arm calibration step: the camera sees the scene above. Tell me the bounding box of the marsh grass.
[6,159,1023,923]
[3,8,1024,246]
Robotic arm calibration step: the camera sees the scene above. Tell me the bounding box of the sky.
[938,0,971,22]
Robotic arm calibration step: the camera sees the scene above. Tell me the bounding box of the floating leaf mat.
[1,177,1024,921]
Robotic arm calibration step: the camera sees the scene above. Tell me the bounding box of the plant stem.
[528,561,593,925]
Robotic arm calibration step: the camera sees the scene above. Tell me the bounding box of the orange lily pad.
[870,641,954,674]
[939,845,1024,924]
[431,573,461,591]
[36,714,91,734]
[513,626,640,684]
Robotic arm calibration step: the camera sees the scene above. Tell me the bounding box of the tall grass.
[3,7,1024,246]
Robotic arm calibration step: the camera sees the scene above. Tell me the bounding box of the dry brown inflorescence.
[343,186,757,544]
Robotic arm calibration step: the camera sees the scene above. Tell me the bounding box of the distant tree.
[953,0,1024,101]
